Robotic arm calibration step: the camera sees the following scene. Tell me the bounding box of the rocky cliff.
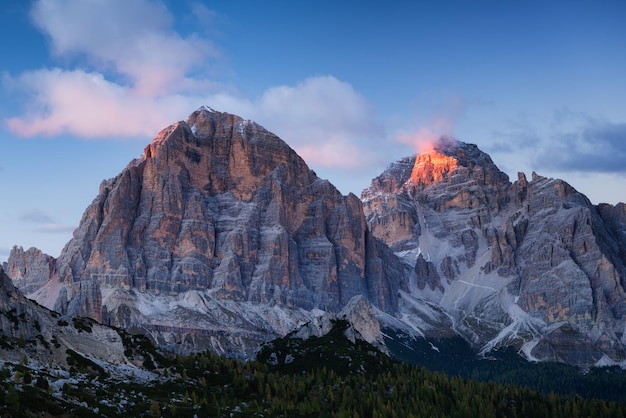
[9,107,407,356]
[0,266,133,370]
[363,137,626,365]
[292,295,388,354]
[4,246,55,295]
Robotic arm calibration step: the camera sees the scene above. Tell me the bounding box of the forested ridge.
[1,319,625,417]
[386,328,626,403]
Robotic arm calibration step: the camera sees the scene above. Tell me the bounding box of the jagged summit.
[363,136,626,366]
[361,137,512,251]
[410,137,510,189]
[362,137,510,201]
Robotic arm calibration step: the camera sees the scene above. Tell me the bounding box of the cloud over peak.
[4,0,220,138]
[396,95,465,155]
[253,76,383,170]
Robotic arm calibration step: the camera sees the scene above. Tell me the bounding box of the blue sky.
[1,0,625,260]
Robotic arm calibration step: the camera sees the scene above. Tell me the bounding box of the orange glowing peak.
[410,150,459,186]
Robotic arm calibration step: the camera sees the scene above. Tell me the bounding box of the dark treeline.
[385,329,626,403]
[1,321,625,417]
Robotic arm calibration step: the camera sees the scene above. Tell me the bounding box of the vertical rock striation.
[4,246,55,295]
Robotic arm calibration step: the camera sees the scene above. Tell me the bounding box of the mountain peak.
[409,137,509,189]
[9,106,406,356]
[363,135,626,366]
[362,137,510,201]
[197,104,219,113]
[143,108,252,160]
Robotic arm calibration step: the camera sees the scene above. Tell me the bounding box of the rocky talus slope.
[362,137,626,365]
[0,266,133,370]
[7,107,407,356]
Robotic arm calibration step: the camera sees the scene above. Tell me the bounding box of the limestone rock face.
[4,246,55,294]
[293,295,388,353]
[10,107,407,356]
[363,137,626,366]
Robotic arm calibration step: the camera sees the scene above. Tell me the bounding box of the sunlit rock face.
[363,137,626,366]
[9,107,407,356]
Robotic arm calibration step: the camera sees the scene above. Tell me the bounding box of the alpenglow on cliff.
[362,137,626,366]
[6,107,406,356]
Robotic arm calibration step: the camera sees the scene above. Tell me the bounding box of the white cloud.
[251,76,385,170]
[19,209,76,234]
[4,68,201,138]
[32,224,77,234]
[20,209,55,224]
[4,0,221,138]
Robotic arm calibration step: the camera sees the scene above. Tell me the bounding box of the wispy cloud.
[32,224,76,234]
[20,209,75,234]
[496,109,626,175]
[538,119,626,174]
[395,95,465,154]
[485,115,543,154]
[20,209,55,224]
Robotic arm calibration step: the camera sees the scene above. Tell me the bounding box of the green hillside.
[1,319,625,417]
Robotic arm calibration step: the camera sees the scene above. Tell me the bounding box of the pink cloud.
[397,116,455,153]
[396,96,465,154]
[297,142,361,169]
[4,68,196,138]
[3,0,224,138]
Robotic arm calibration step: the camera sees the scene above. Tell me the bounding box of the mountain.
[8,108,626,367]
[6,107,407,357]
[362,137,626,366]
